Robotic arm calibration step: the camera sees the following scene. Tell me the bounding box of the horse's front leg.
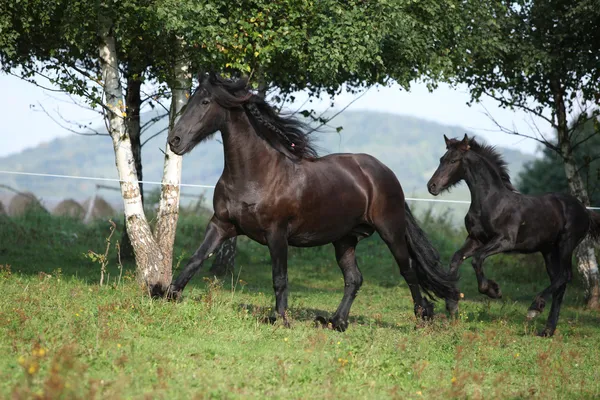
[266,231,290,327]
[166,216,237,300]
[471,237,514,299]
[450,236,482,273]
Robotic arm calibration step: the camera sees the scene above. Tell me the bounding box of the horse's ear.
[206,71,219,85]
[197,71,209,85]
[444,134,451,147]
[461,134,471,151]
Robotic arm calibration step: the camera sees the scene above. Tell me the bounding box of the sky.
[0,73,550,158]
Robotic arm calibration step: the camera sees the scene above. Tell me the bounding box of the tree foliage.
[450,0,600,116]
[519,118,600,205]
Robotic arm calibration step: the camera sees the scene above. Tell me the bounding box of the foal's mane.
[204,74,318,160]
[449,137,518,192]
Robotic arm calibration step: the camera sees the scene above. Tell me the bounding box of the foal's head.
[427,134,471,195]
[168,74,248,155]
[427,134,518,195]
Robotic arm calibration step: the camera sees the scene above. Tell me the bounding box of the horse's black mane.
[448,136,518,192]
[204,74,318,160]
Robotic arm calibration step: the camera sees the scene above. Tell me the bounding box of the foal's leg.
[316,236,363,332]
[450,237,482,273]
[527,249,561,320]
[266,231,291,327]
[539,241,575,337]
[471,236,514,299]
[167,216,237,299]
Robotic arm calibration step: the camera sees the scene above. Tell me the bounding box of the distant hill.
[0,110,535,212]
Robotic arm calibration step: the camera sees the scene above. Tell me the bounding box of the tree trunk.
[120,68,144,260]
[153,39,189,288]
[98,18,164,288]
[552,79,600,308]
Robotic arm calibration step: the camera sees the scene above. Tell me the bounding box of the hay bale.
[8,192,48,216]
[82,195,116,220]
[53,199,85,220]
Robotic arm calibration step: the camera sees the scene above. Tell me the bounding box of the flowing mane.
[204,74,318,160]
[447,136,518,192]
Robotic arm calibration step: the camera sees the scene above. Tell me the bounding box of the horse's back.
[316,152,404,196]
[507,191,589,250]
[315,153,406,222]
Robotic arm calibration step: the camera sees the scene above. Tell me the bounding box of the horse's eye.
[201,99,210,105]
[450,159,458,164]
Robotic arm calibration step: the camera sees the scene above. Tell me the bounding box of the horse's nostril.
[170,136,181,146]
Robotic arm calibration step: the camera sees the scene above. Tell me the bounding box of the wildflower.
[416,391,422,396]
[284,338,288,342]
[27,362,39,375]
[337,341,341,345]
[117,343,122,348]
[515,353,520,358]
[32,347,47,357]
[451,376,457,383]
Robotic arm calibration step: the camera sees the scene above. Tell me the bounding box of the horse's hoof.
[314,316,331,329]
[415,300,434,321]
[537,328,555,337]
[149,284,167,299]
[526,310,540,320]
[485,280,502,299]
[314,316,347,332]
[166,285,183,302]
[446,298,459,316]
[330,317,348,332]
[262,316,277,325]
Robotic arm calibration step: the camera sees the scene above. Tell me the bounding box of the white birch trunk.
[153,39,190,287]
[98,18,164,288]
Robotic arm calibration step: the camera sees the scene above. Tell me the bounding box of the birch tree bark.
[154,43,190,287]
[98,17,164,287]
[120,67,144,260]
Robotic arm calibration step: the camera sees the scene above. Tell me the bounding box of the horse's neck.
[464,153,508,210]
[220,109,286,182]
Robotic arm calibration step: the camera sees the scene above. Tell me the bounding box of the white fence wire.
[1,169,599,210]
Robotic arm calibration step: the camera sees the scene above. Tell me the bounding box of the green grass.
[1,210,600,399]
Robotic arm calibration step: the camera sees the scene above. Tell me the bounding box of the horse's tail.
[404,203,460,309]
[588,210,600,242]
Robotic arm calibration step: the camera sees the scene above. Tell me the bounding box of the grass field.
[1,210,600,399]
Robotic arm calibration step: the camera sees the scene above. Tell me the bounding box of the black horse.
[156,74,459,331]
[427,134,600,336]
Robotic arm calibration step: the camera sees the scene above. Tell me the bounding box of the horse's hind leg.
[316,236,363,332]
[539,240,575,337]
[527,249,561,320]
